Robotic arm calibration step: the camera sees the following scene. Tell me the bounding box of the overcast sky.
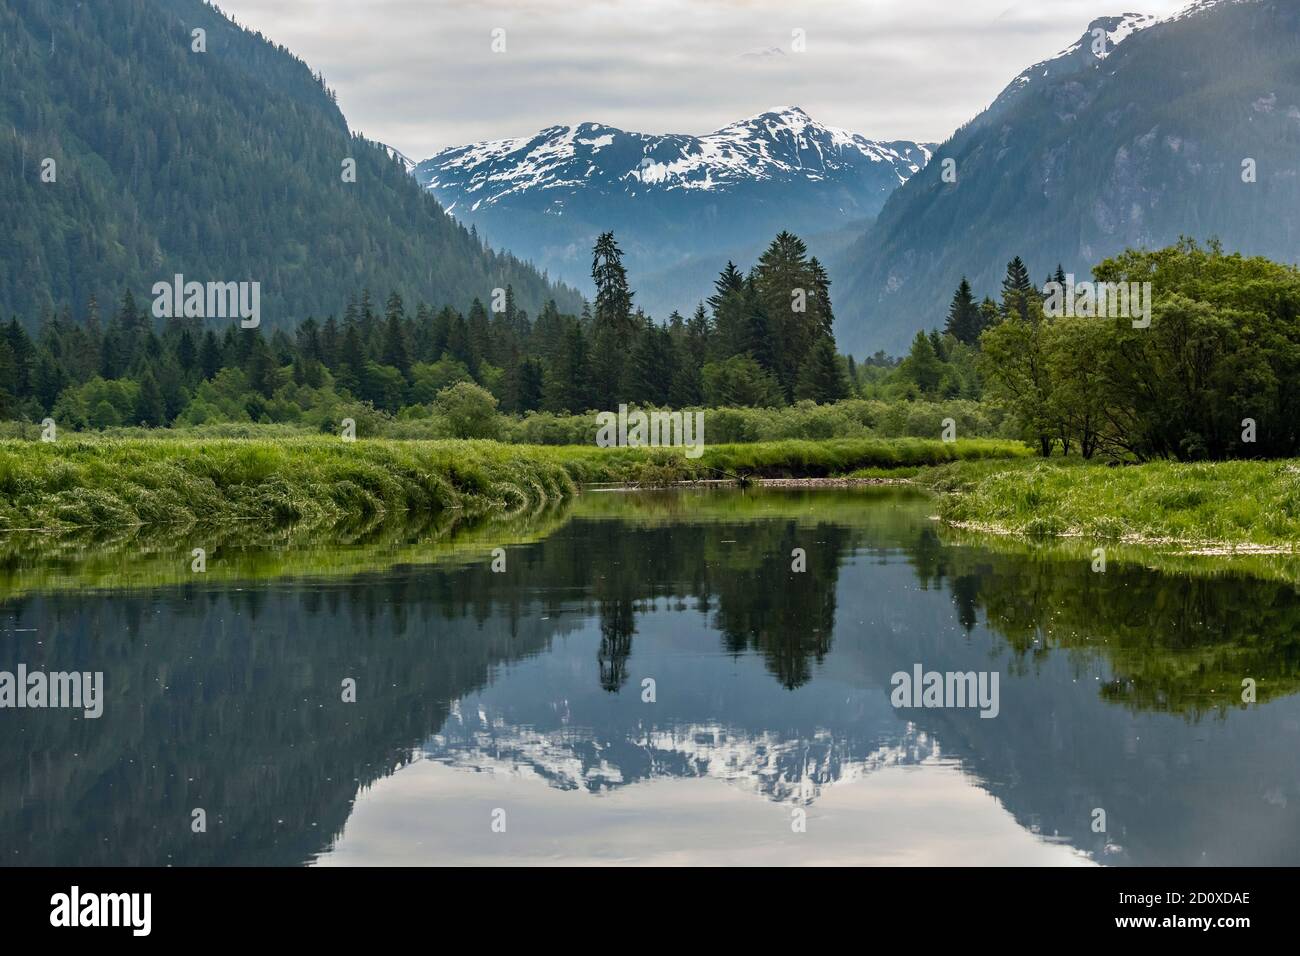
[214,0,1193,158]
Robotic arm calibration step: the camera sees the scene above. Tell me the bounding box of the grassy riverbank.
[921,457,1300,549]
[7,434,1296,552]
[0,435,1026,531]
[0,438,577,531]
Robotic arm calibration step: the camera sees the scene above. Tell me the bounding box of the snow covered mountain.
[412,108,932,318]
[418,107,930,208]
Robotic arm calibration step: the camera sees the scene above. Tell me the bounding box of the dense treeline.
[874,238,1300,462]
[0,230,856,431]
[7,225,1295,464]
[849,257,1030,405]
[947,240,1300,461]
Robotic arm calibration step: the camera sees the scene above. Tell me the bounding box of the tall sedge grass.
[0,437,574,531]
[0,436,1028,531]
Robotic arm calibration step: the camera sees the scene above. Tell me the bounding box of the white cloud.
[213,0,1195,158]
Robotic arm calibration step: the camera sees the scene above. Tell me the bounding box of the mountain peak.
[1080,13,1159,58]
[1164,0,1252,24]
[981,12,1157,122]
[717,105,817,136]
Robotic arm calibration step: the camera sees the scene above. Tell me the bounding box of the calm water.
[2,487,1298,866]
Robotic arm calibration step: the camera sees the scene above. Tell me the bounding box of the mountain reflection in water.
[2,488,1298,866]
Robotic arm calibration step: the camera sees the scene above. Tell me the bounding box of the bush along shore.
[0,436,1028,532]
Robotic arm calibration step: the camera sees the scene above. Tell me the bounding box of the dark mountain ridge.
[834,0,1300,355]
[0,0,581,330]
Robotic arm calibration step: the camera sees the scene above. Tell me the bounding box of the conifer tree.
[944,277,982,345]
[1001,256,1035,322]
[337,324,367,395]
[175,328,197,374]
[899,330,943,394]
[0,338,16,419]
[543,322,591,413]
[707,262,745,315]
[199,330,223,381]
[669,349,703,407]
[628,324,674,406]
[134,369,167,426]
[795,336,849,403]
[447,311,474,373]
[753,231,829,398]
[590,232,635,403]
[245,334,279,399]
[5,319,36,398]
[33,350,67,413]
[382,308,412,378]
[514,357,545,413]
[466,299,492,373]
[320,316,341,368]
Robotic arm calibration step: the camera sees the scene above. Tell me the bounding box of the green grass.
[545,437,1029,484]
[21,435,1292,551]
[0,436,1028,532]
[921,457,1300,548]
[0,437,576,531]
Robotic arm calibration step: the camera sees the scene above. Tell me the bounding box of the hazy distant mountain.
[0,0,581,328]
[834,0,1300,355]
[413,107,932,318]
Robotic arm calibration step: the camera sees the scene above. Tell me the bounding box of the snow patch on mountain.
[1163,0,1257,24]
[381,143,416,173]
[987,13,1157,119]
[415,107,932,210]
[1052,12,1158,61]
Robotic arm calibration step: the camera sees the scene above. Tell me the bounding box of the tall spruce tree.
[134,369,167,426]
[1001,256,1035,323]
[944,277,983,345]
[382,307,412,378]
[590,232,635,404]
[753,231,831,399]
[795,336,849,404]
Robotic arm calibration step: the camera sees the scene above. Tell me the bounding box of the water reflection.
[1,488,1298,866]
